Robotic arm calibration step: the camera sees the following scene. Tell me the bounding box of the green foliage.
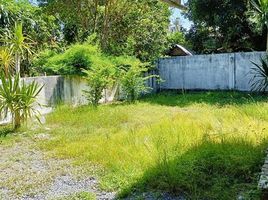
[30,49,57,76]
[5,22,31,53]
[186,0,266,53]
[248,0,268,32]
[248,0,268,51]
[0,72,43,129]
[0,47,14,76]
[33,43,156,102]
[1,22,33,75]
[38,92,268,199]
[83,64,115,106]
[32,44,101,75]
[82,55,153,104]
[118,60,156,102]
[167,32,187,47]
[250,55,268,92]
[167,31,191,53]
[121,1,170,62]
[37,0,170,62]
[0,0,61,49]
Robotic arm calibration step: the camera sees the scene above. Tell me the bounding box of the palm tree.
[1,22,32,76]
[249,0,268,51]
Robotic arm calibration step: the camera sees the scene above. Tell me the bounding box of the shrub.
[83,58,115,106]
[0,72,43,129]
[31,49,57,75]
[32,44,101,75]
[250,55,268,92]
[116,57,158,102]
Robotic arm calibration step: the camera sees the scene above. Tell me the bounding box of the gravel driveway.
[0,133,116,200]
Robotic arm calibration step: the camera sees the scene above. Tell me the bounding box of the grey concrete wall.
[22,76,116,107]
[158,52,266,91]
[0,76,116,124]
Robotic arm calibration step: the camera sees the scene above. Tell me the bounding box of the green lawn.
[5,91,268,199]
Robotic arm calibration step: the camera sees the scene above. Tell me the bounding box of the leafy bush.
[0,72,43,129]
[83,60,115,106]
[116,57,158,102]
[31,49,57,75]
[167,32,188,47]
[83,55,157,104]
[32,44,101,75]
[250,55,268,92]
[32,44,158,102]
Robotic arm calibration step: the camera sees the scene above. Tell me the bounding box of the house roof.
[161,0,187,10]
[167,44,193,56]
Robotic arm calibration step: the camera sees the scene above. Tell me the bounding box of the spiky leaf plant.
[0,71,43,129]
[250,55,268,92]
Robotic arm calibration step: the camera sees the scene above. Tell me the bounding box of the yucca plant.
[1,22,33,75]
[0,71,43,129]
[0,47,14,77]
[249,55,268,92]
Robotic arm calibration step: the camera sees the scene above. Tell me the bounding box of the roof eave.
[161,0,187,10]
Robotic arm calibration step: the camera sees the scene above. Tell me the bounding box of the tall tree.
[38,0,171,62]
[186,0,266,53]
[0,0,61,49]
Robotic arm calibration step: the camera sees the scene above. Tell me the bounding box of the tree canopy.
[37,0,171,62]
[186,0,266,53]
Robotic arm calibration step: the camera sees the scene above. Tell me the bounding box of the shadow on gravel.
[119,139,268,200]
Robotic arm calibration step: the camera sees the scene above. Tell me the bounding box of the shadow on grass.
[0,125,14,137]
[119,138,268,200]
[140,91,268,107]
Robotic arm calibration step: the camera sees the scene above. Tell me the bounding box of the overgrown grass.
[0,125,23,146]
[36,91,268,199]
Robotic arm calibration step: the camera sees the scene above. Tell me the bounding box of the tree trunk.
[14,110,21,130]
[15,52,21,76]
[93,0,98,33]
[4,63,8,78]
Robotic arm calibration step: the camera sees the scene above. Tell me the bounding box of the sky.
[171,8,192,30]
[170,0,192,30]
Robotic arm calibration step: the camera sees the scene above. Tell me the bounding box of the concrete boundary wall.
[0,76,116,124]
[22,76,116,107]
[158,52,266,91]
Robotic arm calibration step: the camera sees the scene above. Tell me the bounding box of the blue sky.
[170,0,192,30]
[171,8,192,30]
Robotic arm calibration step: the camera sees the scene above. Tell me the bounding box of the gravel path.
[0,133,116,200]
[0,133,185,200]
